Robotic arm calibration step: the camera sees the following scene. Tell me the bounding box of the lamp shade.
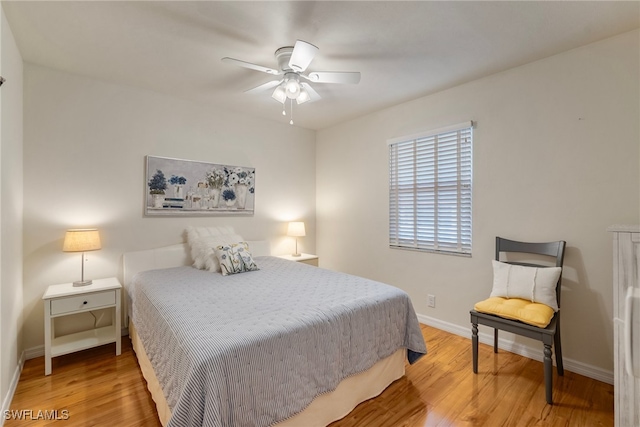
[271,84,287,104]
[287,222,306,237]
[296,87,311,105]
[63,229,101,252]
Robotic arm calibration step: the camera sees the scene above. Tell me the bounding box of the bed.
[123,236,426,427]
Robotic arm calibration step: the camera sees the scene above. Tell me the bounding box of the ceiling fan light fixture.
[223,40,360,124]
[271,84,287,104]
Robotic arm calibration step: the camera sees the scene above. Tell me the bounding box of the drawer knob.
[83,301,88,305]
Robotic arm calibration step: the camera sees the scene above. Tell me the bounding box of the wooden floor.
[6,324,613,426]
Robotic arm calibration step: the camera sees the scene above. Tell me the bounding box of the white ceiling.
[3,1,639,130]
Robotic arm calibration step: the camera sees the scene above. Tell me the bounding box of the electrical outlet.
[427,294,436,308]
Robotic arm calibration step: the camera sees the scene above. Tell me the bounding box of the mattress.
[129,256,426,427]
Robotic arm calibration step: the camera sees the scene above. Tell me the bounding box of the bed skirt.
[129,322,405,427]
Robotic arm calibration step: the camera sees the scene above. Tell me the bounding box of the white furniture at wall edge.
[609,225,640,427]
[43,277,122,375]
[277,253,319,266]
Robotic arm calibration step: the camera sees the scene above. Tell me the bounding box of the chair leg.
[554,329,564,376]
[472,323,478,373]
[544,344,553,404]
[494,329,499,353]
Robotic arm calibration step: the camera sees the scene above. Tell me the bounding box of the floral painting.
[145,156,255,216]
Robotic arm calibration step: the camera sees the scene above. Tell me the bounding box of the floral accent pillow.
[213,242,259,276]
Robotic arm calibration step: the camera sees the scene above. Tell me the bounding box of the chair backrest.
[495,237,566,307]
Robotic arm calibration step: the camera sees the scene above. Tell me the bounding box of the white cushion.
[490,260,562,312]
[214,242,259,276]
[185,226,242,271]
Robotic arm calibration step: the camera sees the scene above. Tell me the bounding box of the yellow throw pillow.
[474,297,555,328]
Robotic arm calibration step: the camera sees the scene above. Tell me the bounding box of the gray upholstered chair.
[470,237,566,404]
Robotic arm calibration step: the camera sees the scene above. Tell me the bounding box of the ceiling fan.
[222,40,361,124]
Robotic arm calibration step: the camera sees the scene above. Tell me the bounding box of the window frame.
[388,121,473,256]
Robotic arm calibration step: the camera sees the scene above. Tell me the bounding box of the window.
[389,122,473,256]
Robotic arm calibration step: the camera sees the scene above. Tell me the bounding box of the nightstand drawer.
[50,290,116,315]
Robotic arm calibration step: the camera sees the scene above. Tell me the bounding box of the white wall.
[0,3,24,417]
[316,30,639,375]
[22,65,316,351]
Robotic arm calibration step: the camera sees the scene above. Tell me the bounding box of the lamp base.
[291,253,301,257]
[73,279,93,287]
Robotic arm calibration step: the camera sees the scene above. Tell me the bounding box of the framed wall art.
[145,155,255,216]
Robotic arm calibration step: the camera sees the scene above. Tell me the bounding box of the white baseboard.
[1,351,26,427]
[417,313,614,385]
[24,345,44,360]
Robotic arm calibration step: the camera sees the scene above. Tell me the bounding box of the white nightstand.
[277,253,319,266]
[42,277,122,375]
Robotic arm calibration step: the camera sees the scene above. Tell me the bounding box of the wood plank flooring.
[6,324,613,426]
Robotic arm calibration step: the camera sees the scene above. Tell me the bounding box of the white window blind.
[389,123,473,255]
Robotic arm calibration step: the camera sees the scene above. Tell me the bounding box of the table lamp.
[63,228,101,286]
[287,222,306,257]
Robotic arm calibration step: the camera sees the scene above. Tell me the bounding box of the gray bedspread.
[130,256,426,427]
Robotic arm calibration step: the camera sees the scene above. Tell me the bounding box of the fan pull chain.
[290,98,294,125]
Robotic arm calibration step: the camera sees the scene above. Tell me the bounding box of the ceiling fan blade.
[221,57,281,75]
[300,83,321,102]
[307,71,361,84]
[288,40,319,73]
[244,80,283,94]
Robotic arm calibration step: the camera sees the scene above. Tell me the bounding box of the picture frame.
[145,155,255,216]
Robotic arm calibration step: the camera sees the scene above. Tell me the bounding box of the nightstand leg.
[115,289,121,356]
[44,302,52,375]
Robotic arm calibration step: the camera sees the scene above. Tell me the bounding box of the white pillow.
[185,226,242,271]
[490,260,562,312]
